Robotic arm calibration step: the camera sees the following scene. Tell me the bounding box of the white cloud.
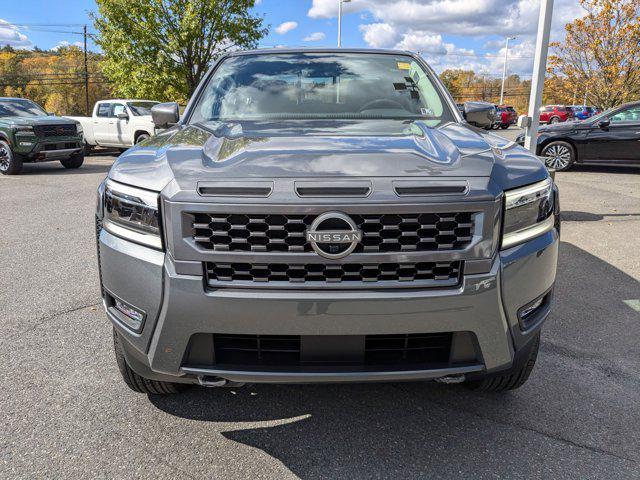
[275,21,298,35]
[309,0,584,74]
[358,23,398,48]
[51,40,84,51]
[309,0,368,18]
[303,32,326,42]
[0,19,32,49]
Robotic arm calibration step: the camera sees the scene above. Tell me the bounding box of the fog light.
[113,298,145,331]
[517,290,552,330]
[520,297,544,320]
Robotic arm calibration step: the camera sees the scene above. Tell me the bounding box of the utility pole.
[499,36,516,105]
[83,25,89,116]
[338,0,351,47]
[524,0,553,153]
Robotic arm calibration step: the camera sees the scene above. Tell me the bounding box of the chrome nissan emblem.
[306,212,362,259]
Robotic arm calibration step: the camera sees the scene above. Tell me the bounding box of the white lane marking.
[623,300,640,313]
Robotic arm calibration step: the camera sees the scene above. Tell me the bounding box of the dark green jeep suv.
[0,97,85,175]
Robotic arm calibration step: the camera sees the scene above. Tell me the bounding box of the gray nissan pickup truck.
[95,49,560,395]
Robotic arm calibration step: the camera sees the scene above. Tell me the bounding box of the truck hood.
[0,115,79,127]
[109,119,547,192]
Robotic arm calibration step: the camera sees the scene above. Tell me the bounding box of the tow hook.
[434,374,466,384]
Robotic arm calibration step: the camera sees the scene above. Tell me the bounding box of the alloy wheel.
[543,144,572,170]
[0,142,11,172]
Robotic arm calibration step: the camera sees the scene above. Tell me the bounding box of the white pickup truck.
[67,99,158,153]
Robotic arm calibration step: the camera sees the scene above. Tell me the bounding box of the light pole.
[524,0,554,153]
[499,36,516,105]
[338,0,351,47]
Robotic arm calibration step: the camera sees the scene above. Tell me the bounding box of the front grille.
[205,261,461,286]
[191,212,474,253]
[208,333,452,367]
[365,333,452,365]
[214,334,301,366]
[34,124,76,137]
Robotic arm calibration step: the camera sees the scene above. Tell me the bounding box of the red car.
[494,105,518,129]
[539,105,574,124]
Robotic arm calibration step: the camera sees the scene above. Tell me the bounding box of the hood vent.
[393,180,468,197]
[197,181,273,198]
[295,181,372,198]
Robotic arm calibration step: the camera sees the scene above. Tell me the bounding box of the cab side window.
[610,106,640,123]
[96,103,111,117]
[111,104,127,117]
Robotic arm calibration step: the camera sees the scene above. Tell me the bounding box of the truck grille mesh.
[203,333,453,367]
[205,261,461,285]
[191,212,474,253]
[34,124,77,137]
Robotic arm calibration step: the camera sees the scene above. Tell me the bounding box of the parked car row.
[517,100,640,171]
[0,97,159,175]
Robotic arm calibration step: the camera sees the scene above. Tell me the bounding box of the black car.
[517,101,640,171]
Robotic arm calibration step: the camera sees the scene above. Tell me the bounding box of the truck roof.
[226,47,415,57]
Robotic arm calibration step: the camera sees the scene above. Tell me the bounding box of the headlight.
[502,178,554,249]
[15,126,35,136]
[75,122,83,135]
[103,179,162,249]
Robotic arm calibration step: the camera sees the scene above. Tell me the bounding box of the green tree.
[92,0,267,103]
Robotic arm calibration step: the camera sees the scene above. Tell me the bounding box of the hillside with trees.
[0,45,111,115]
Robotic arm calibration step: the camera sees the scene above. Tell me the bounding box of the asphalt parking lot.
[1,133,639,479]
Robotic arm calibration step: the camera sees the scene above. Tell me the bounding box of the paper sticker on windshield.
[421,108,434,116]
[397,62,411,70]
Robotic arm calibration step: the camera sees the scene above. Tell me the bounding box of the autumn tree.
[0,46,111,115]
[92,0,267,103]
[549,0,640,109]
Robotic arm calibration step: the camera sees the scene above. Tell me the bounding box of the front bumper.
[98,223,559,384]
[13,135,82,161]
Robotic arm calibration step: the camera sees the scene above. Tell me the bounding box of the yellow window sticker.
[397,62,411,70]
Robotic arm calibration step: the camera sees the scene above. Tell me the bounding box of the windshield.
[189,52,454,125]
[127,101,158,116]
[0,99,47,117]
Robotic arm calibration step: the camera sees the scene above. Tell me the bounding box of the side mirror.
[597,118,610,129]
[151,102,180,129]
[463,101,495,129]
[116,112,129,120]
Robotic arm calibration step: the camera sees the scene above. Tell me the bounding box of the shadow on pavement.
[17,159,113,176]
[149,241,639,477]
[568,164,640,174]
[561,210,640,222]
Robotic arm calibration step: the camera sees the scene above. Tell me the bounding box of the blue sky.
[0,0,583,77]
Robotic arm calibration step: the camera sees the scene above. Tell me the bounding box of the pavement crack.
[1,300,102,345]
[393,384,638,465]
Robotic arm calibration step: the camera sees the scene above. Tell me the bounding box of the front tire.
[135,132,150,144]
[0,140,23,175]
[60,151,85,169]
[465,334,540,392]
[549,116,561,124]
[500,124,509,129]
[113,329,188,394]
[540,140,575,171]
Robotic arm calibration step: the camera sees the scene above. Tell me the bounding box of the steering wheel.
[358,98,406,112]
